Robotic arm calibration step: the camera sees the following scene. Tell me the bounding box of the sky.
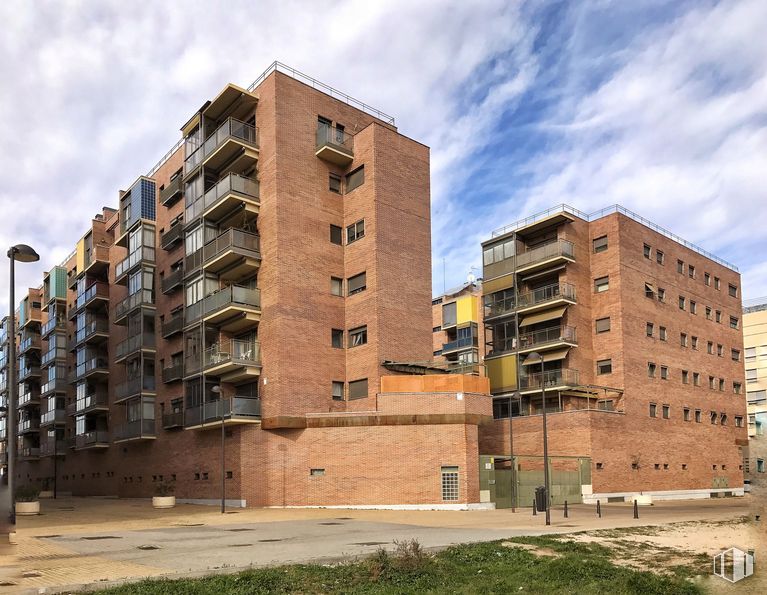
[0,0,766,315]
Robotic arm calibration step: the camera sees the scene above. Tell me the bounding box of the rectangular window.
[648,362,657,378]
[594,276,609,292]
[682,370,689,384]
[330,276,343,296]
[705,273,711,286]
[691,336,698,350]
[659,327,667,341]
[330,224,343,245]
[348,378,368,400]
[677,259,684,274]
[329,173,342,194]
[662,405,670,419]
[660,366,668,380]
[714,276,720,290]
[643,244,651,259]
[349,326,368,347]
[441,466,459,501]
[680,333,688,347]
[346,219,365,244]
[719,378,725,392]
[693,372,700,386]
[345,166,364,193]
[706,306,712,319]
[715,310,722,323]
[733,382,742,394]
[729,316,739,329]
[678,295,686,310]
[707,341,714,354]
[646,322,654,337]
[717,344,723,357]
[597,359,612,375]
[331,381,344,401]
[728,283,738,297]
[690,301,697,314]
[645,283,655,299]
[348,272,367,295]
[657,287,666,302]
[735,416,743,427]
[745,347,757,359]
[709,375,716,389]
[442,302,457,327]
[747,369,758,383]
[710,411,717,425]
[759,460,766,473]
[688,264,695,278]
[684,408,691,421]
[593,235,608,253]
[595,317,611,333]
[331,329,344,349]
[732,349,740,362]
[695,409,702,423]
[656,250,664,264]
[310,468,326,476]
[649,403,657,417]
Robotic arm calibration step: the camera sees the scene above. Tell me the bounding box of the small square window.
[729,316,739,329]
[330,224,343,245]
[728,283,738,297]
[593,235,608,253]
[349,326,368,347]
[682,464,688,470]
[348,271,367,295]
[331,329,344,349]
[645,283,655,298]
[663,463,669,470]
[594,276,609,293]
[654,463,661,470]
[331,381,344,401]
[595,317,611,333]
[735,416,743,427]
[643,244,651,259]
[329,174,342,193]
[646,322,654,337]
[346,219,365,244]
[733,382,742,394]
[731,349,740,362]
[348,378,369,400]
[656,250,664,264]
[597,359,612,375]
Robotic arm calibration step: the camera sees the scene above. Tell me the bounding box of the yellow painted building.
[744,298,767,485]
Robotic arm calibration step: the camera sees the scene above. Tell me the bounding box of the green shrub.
[15,484,40,502]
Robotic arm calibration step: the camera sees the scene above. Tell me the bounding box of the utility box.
[535,486,547,512]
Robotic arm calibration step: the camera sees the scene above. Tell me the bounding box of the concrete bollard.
[597,499,601,518]
[564,500,568,518]
[533,500,537,515]
[633,499,639,519]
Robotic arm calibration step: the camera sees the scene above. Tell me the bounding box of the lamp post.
[211,384,225,514]
[5,244,40,537]
[525,351,550,526]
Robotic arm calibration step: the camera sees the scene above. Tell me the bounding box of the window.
[684,408,691,421]
[688,264,695,278]
[493,399,510,420]
[735,416,743,427]
[659,327,667,341]
[331,381,344,401]
[346,220,365,244]
[645,283,655,298]
[719,378,725,392]
[715,310,722,323]
[709,375,716,389]
[310,468,326,476]
[707,341,714,354]
[347,272,366,295]
[695,409,702,423]
[649,403,657,417]
[348,378,368,399]
[690,301,697,314]
[662,405,670,419]
[682,370,689,384]
[329,173,342,194]
[710,411,717,424]
[733,382,742,394]
[331,329,344,349]
[704,273,711,286]
[330,276,343,296]
[646,322,654,337]
[643,244,651,259]
[746,347,757,360]
[731,349,740,362]
[691,336,698,350]
[693,372,700,386]
[345,166,364,193]
[678,295,686,310]
[442,302,457,327]
[721,413,728,426]
[657,287,666,302]
[595,317,611,333]
[441,466,459,501]
[483,239,515,265]
[432,326,441,332]
[717,344,723,357]
[680,333,688,347]
[597,359,612,375]
[728,283,738,297]
[648,362,657,378]
[729,316,738,329]
[660,366,668,380]
[746,369,757,383]
[594,276,609,293]
[330,224,343,245]
[714,276,720,290]
[758,459,765,473]
[677,259,684,274]
[349,326,368,347]
[593,235,608,253]
[656,250,664,264]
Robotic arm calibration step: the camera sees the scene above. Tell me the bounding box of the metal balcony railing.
[18,418,40,433]
[516,239,575,269]
[74,317,109,345]
[161,315,184,338]
[162,364,183,383]
[115,246,156,281]
[442,336,479,353]
[114,289,154,320]
[115,332,156,360]
[161,268,184,294]
[184,248,204,274]
[518,325,577,350]
[203,228,260,265]
[160,175,183,206]
[316,123,354,154]
[19,447,40,459]
[41,409,66,426]
[41,346,67,367]
[115,418,156,441]
[517,282,577,309]
[41,318,66,338]
[40,439,67,457]
[41,373,68,395]
[519,368,580,391]
[161,224,184,250]
[19,364,41,381]
[70,357,109,382]
[18,389,40,407]
[162,411,184,429]
[115,376,156,401]
[20,333,41,353]
[185,285,261,325]
[199,173,259,217]
[73,391,109,414]
[75,281,109,310]
[184,118,259,176]
[204,339,261,370]
[75,431,110,449]
[185,397,261,427]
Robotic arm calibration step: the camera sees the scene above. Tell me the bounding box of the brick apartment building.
[478,205,749,505]
[431,281,484,372]
[0,63,494,509]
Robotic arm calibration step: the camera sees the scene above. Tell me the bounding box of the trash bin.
[535,486,547,512]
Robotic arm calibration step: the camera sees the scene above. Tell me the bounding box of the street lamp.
[211,384,225,514]
[508,390,520,513]
[5,244,40,538]
[524,351,550,526]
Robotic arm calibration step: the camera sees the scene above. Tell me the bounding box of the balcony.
[19,447,40,460]
[69,357,109,384]
[20,310,42,329]
[162,410,184,429]
[161,224,184,251]
[41,346,67,368]
[161,268,184,294]
[20,333,42,354]
[75,431,109,450]
[315,123,354,166]
[114,289,155,324]
[202,229,261,281]
[114,376,156,404]
[184,248,204,276]
[201,173,260,222]
[203,339,261,383]
[519,368,580,394]
[184,396,261,430]
[41,318,66,339]
[516,240,575,275]
[115,246,156,285]
[484,295,516,321]
[83,245,110,276]
[40,408,66,427]
[162,363,183,384]
[18,418,40,434]
[73,282,109,314]
[442,335,479,355]
[41,376,68,396]
[19,364,41,381]
[67,267,78,290]
[160,175,183,207]
[161,314,184,338]
[40,439,67,457]
[187,117,259,176]
[73,317,109,348]
[517,282,577,315]
[114,332,156,363]
[114,418,156,443]
[185,285,261,333]
[70,391,109,415]
[518,325,577,354]
[18,389,41,408]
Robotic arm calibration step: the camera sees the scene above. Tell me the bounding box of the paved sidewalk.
[0,497,753,593]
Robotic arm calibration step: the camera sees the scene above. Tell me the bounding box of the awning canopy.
[521,348,570,365]
[519,306,568,327]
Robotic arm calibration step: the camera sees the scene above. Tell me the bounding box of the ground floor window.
[441,466,459,501]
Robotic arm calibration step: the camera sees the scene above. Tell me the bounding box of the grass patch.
[95,538,701,594]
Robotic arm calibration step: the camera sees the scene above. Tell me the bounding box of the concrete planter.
[16,501,40,515]
[39,490,54,499]
[152,496,176,509]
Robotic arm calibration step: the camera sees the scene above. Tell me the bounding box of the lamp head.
[8,244,40,263]
[211,385,222,394]
[524,352,542,364]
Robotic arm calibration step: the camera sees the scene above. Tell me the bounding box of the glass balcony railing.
[442,336,479,354]
[115,376,156,402]
[75,282,109,310]
[161,268,184,294]
[184,285,260,325]
[41,409,66,426]
[518,282,577,310]
[72,390,109,415]
[115,332,156,360]
[162,411,184,429]
[74,317,109,345]
[41,317,66,338]
[115,246,156,281]
[19,447,40,459]
[162,363,183,383]
[18,389,40,407]
[41,346,67,367]
[204,339,261,370]
[187,173,260,221]
[18,418,40,433]
[160,175,183,206]
[42,374,68,395]
[518,325,577,351]
[75,431,110,449]
[70,357,109,382]
[203,228,260,265]
[115,418,156,441]
[20,333,41,353]
[183,118,259,176]
[316,123,354,164]
[161,314,184,338]
[114,289,154,321]
[184,397,261,428]
[519,368,580,391]
[160,224,184,250]
[484,239,576,280]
